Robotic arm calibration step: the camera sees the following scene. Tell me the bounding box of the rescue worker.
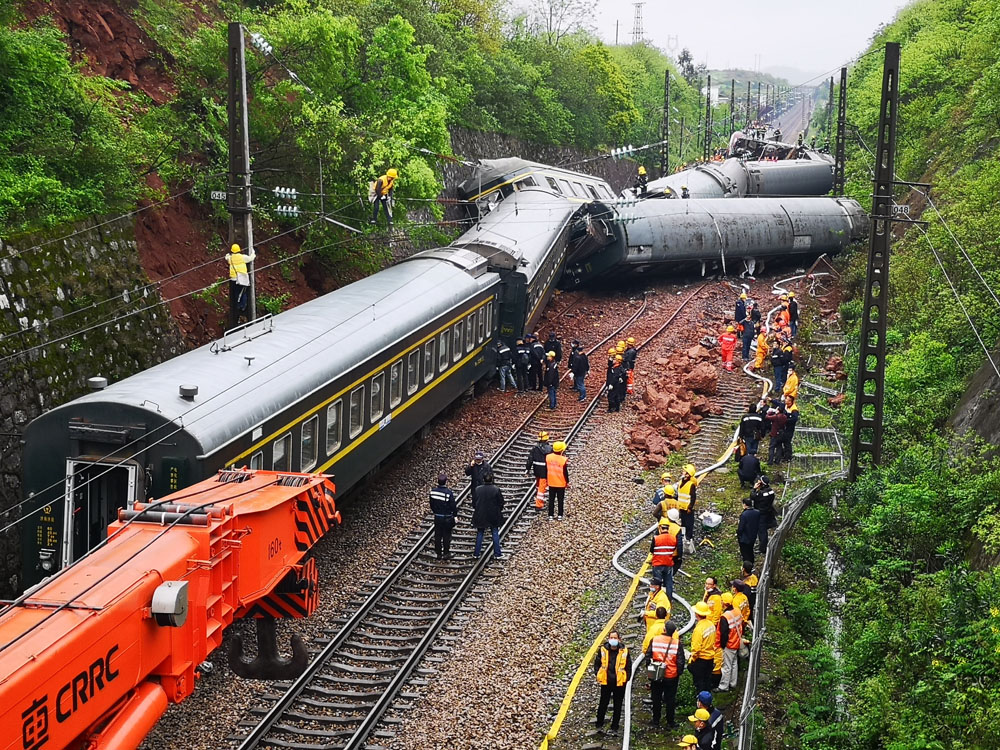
[751,475,777,553]
[731,580,752,625]
[514,338,532,392]
[569,341,589,402]
[594,630,631,733]
[765,402,788,465]
[429,472,457,560]
[677,464,699,549]
[753,325,769,370]
[703,577,724,689]
[697,692,726,749]
[774,298,791,331]
[735,291,748,324]
[719,325,738,372]
[782,360,800,399]
[739,313,755,361]
[370,168,398,226]
[688,602,717,696]
[647,621,685,728]
[608,355,627,412]
[465,450,493,493]
[543,351,559,410]
[545,440,569,520]
[718,593,744,691]
[635,165,649,196]
[742,561,759,617]
[681,184,690,199]
[525,431,552,510]
[737,496,761,565]
[677,734,707,749]
[641,579,671,635]
[226,243,256,323]
[471,472,504,560]
[787,290,799,337]
[739,401,765,456]
[530,334,546,391]
[782,394,799,461]
[623,337,638,370]
[650,520,679,599]
[643,605,670,652]
[545,331,563,362]
[737,450,762,489]
[651,474,678,519]
[496,339,516,392]
[749,300,761,327]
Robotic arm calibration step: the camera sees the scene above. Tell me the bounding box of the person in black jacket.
[739,313,755,361]
[525,431,552,509]
[471,473,504,559]
[569,341,589,402]
[646,621,685,727]
[787,291,799,337]
[737,497,761,565]
[530,334,546,391]
[545,331,563,362]
[750,475,777,553]
[735,292,747,324]
[514,339,532,392]
[608,357,626,412]
[429,473,457,559]
[739,402,765,455]
[736,450,762,488]
[465,451,493,493]
[496,340,516,392]
[543,351,559,410]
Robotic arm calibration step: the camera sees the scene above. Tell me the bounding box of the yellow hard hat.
[538,431,549,441]
[547,350,556,359]
[663,484,676,497]
[230,243,240,253]
[658,516,672,527]
[638,166,647,175]
[678,736,700,748]
[779,294,789,301]
[693,602,711,617]
[608,347,617,356]
[689,708,711,722]
[660,471,673,482]
[617,340,625,348]
[627,337,636,345]
[727,325,735,333]
[681,184,688,189]
[788,291,795,297]
[722,592,734,604]
[740,292,748,299]
[386,168,398,179]
[684,463,696,476]
[614,354,623,362]
[616,344,625,354]
[553,441,567,453]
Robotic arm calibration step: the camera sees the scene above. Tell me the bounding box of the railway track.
[233,287,705,750]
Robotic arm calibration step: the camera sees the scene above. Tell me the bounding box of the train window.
[572,181,586,197]
[599,185,614,199]
[452,322,463,362]
[326,401,343,453]
[465,313,475,352]
[301,416,318,471]
[407,350,420,394]
[546,177,561,194]
[349,386,364,438]
[438,332,449,371]
[250,452,263,470]
[423,342,434,384]
[371,373,384,423]
[486,302,493,334]
[586,185,600,200]
[273,432,292,472]
[477,308,485,342]
[390,360,402,407]
[559,179,573,196]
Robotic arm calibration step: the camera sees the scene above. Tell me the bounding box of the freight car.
[637,156,834,200]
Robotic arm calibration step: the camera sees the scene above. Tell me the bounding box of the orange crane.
[0,469,339,750]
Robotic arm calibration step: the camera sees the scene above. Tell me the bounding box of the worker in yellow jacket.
[688,601,716,695]
[226,243,256,323]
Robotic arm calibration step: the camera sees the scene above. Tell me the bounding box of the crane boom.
[0,469,339,750]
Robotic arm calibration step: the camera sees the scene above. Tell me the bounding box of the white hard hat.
[666,508,681,523]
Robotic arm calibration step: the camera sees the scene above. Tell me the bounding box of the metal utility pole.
[631,2,645,44]
[729,78,736,135]
[833,66,848,196]
[745,80,751,126]
[826,76,834,143]
[849,43,899,481]
[661,69,670,175]
[756,82,761,120]
[703,74,713,161]
[227,21,256,326]
[679,115,685,159]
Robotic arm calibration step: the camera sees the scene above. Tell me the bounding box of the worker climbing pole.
[227,22,256,326]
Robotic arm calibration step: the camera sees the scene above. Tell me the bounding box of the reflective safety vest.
[733,591,751,622]
[227,250,256,281]
[643,588,671,629]
[651,532,677,567]
[743,573,759,594]
[690,619,717,661]
[597,646,629,686]
[724,608,744,649]
[546,453,568,487]
[783,370,800,399]
[704,591,723,625]
[658,492,679,515]
[677,477,698,512]
[650,634,681,679]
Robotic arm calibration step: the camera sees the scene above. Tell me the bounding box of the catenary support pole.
[227,22,256,326]
[833,67,848,197]
[661,69,670,176]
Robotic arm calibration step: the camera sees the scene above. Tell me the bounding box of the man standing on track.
[526,430,552,511]
[608,355,626,412]
[545,330,563,362]
[471,472,504,560]
[739,401,765,460]
[514,338,532,392]
[530,333,546,391]
[429,473,457,560]
[569,340,589,402]
[677,464,699,550]
[545,440,569,520]
[594,629,631,734]
[465,450,492,493]
[719,325,738,372]
[496,339,516,392]
[543,350,559,410]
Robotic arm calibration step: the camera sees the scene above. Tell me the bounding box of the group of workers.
[496,331,576,409]
[607,337,639,412]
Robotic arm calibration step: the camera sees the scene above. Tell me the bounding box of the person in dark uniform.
[525,430,552,510]
[749,300,761,327]
[530,334,546,391]
[496,340,516,392]
[545,331,563,362]
[787,291,799,337]
[608,355,626,412]
[740,313,755,361]
[623,337,638,371]
[465,450,493,493]
[736,496,760,565]
[736,451,762,489]
[471,472,504,560]
[543,351,559,410]
[739,402,764,455]
[569,341,589,402]
[429,473,457,559]
[635,165,648,196]
[514,338,532,392]
[735,292,747,325]
[750,475,777,553]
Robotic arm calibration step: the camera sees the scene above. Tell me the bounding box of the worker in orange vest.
[525,430,552,509]
[718,325,738,372]
[647,621,685,727]
[718,592,745,690]
[650,520,679,599]
[545,440,569,520]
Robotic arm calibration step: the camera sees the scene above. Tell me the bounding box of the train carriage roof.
[40,251,496,456]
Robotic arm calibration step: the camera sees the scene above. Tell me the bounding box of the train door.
[62,459,139,567]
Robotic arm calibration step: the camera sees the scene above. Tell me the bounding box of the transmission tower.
[632,2,645,45]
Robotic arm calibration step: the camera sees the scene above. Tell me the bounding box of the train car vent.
[217,469,254,483]
[277,474,309,487]
[179,384,198,401]
[87,376,108,390]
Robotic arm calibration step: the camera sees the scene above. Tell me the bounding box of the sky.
[585,0,911,85]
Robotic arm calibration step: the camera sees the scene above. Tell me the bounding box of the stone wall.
[0,216,185,596]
